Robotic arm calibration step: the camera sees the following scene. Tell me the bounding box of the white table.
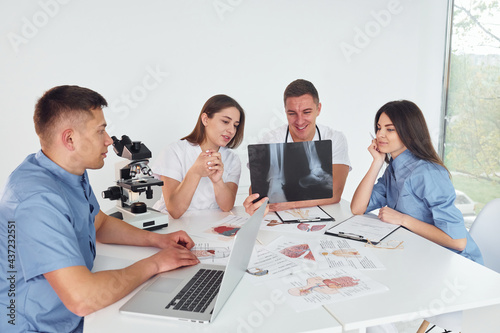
[84,200,500,332]
[321,226,500,332]
[84,203,350,333]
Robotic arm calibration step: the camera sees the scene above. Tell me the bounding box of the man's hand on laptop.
[146,231,199,272]
[244,194,269,216]
[155,230,196,250]
[151,241,200,272]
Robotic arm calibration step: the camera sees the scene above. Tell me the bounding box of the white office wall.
[0,0,449,211]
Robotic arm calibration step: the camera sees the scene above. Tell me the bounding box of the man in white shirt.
[245,79,351,215]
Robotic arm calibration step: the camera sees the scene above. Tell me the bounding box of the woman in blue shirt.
[351,100,482,264]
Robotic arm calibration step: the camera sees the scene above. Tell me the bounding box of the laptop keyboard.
[166,268,224,313]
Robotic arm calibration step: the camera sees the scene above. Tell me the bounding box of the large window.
[443,0,500,228]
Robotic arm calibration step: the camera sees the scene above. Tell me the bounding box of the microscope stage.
[107,207,169,231]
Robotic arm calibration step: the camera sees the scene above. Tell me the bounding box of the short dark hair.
[375,100,448,173]
[182,94,245,149]
[283,79,320,105]
[34,85,108,144]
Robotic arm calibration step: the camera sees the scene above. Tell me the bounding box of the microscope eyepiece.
[102,186,122,200]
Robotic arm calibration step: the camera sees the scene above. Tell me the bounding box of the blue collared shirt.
[0,150,99,333]
[366,150,483,264]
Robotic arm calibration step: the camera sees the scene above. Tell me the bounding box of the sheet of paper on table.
[266,266,389,312]
[189,214,249,242]
[190,242,232,265]
[265,236,385,270]
[245,245,301,284]
[317,238,385,270]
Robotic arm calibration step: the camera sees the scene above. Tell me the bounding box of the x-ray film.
[248,140,333,203]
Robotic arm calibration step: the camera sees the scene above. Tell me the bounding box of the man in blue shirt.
[0,85,200,333]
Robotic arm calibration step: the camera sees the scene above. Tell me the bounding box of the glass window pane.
[444,0,500,229]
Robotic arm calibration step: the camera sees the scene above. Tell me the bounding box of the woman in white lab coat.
[151,94,245,219]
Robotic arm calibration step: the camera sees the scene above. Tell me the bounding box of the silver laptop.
[119,200,268,323]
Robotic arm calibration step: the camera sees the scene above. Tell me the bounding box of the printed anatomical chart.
[265,237,321,271]
[191,242,231,264]
[260,213,333,236]
[267,267,389,312]
[266,236,384,271]
[246,245,300,283]
[317,238,385,270]
[204,215,248,241]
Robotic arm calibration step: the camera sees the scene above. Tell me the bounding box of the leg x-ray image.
[248,140,333,203]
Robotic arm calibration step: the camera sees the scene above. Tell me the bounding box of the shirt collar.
[35,150,87,188]
[389,149,419,178]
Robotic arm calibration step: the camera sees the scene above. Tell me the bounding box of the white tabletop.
[84,202,351,333]
[85,200,500,332]
[323,227,500,331]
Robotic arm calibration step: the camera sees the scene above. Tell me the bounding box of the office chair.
[469,198,500,273]
[417,197,500,333]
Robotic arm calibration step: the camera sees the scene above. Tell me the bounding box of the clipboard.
[275,206,334,223]
[325,214,400,244]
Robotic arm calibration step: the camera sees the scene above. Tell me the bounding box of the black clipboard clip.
[337,232,365,240]
[275,206,335,223]
[297,217,322,222]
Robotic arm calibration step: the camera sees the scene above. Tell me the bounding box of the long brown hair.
[375,100,449,173]
[182,94,245,149]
